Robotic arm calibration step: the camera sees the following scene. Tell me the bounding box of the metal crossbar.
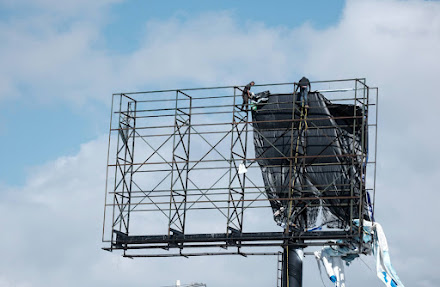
[102,79,378,258]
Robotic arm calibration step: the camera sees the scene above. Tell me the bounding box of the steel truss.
[102,79,378,258]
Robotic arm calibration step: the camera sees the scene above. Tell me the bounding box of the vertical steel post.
[357,80,368,252]
[281,245,303,287]
[169,90,192,234]
[372,88,379,219]
[283,82,304,287]
[102,93,115,242]
[226,87,237,225]
[227,86,247,233]
[126,99,137,235]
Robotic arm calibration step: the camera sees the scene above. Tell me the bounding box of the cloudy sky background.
[1,0,439,286]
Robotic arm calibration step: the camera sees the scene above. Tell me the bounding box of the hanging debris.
[314,220,404,287]
[252,89,370,230]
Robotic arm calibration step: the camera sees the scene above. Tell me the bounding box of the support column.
[281,246,303,287]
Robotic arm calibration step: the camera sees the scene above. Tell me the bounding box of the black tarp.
[252,91,368,230]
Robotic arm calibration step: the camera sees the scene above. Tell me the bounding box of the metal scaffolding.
[102,79,378,259]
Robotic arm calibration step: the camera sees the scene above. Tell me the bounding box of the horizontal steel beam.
[114,230,354,246]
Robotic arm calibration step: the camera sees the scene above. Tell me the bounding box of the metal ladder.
[277,251,283,287]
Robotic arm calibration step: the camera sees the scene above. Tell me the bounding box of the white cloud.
[0,137,279,286]
[0,9,297,105]
[2,0,440,286]
[123,11,294,88]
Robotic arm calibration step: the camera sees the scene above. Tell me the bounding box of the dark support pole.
[281,246,303,287]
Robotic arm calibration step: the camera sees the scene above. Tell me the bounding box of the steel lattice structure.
[102,79,378,259]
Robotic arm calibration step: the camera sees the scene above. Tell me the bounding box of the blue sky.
[0,0,344,186]
[1,0,439,286]
[104,1,345,53]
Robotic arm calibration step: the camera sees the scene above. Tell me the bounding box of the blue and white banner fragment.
[314,220,404,287]
[314,248,346,287]
[374,223,404,287]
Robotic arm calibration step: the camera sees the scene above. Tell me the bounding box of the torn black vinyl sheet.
[252,91,368,230]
